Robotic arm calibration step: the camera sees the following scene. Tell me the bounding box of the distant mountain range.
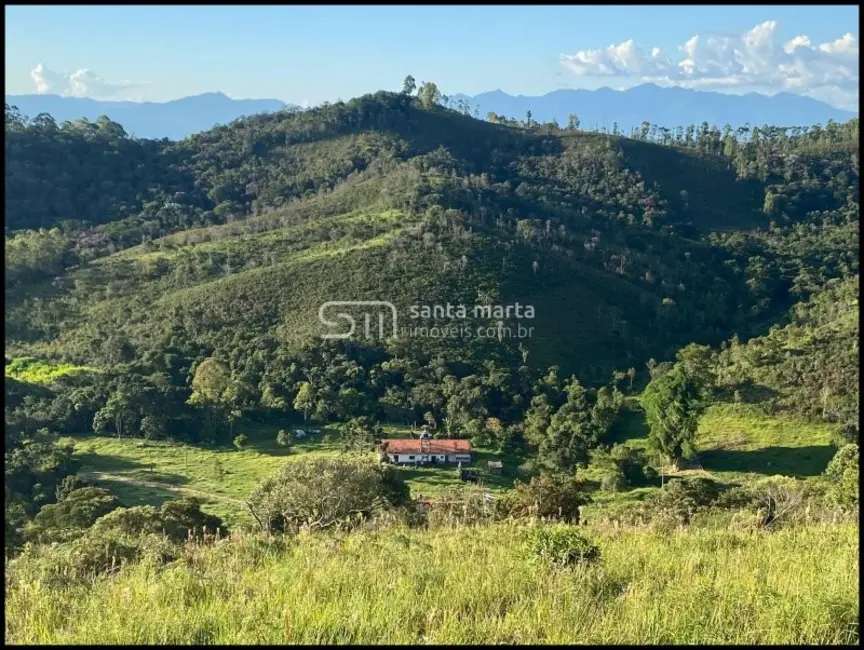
[4,92,296,140]
[451,84,857,132]
[6,84,857,141]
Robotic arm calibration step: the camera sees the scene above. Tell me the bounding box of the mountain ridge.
[4,92,297,141]
[6,84,856,142]
[451,84,857,131]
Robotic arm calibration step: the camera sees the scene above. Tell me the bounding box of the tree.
[539,378,604,470]
[626,367,636,392]
[525,109,533,128]
[418,81,441,109]
[674,343,716,396]
[567,114,579,131]
[640,121,650,140]
[293,381,315,423]
[641,367,703,468]
[188,357,233,439]
[401,75,416,95]
[341,416,380,453]
[140,414,162,441]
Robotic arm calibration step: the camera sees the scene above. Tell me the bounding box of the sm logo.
[318,301,398,340]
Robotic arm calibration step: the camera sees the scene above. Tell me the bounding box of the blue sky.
[4,5,860,109]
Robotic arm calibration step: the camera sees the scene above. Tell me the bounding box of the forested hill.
[4,89,859,433]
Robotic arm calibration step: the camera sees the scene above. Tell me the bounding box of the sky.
[4,5,860,110]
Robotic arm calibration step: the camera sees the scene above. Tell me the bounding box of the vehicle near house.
[382,439,472,465]
[459,469,479,483]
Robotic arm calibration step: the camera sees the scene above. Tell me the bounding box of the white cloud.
[559,22,859,109]
[29,63,141,99]
[783,35,811,55]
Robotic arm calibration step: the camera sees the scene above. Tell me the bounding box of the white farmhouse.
[382,439,472,465]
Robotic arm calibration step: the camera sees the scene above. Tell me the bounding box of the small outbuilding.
[487,460,503,474]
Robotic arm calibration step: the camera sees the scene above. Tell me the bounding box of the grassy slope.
[6,521,857,644]
[64,423,528,528]
[64,398,838,529]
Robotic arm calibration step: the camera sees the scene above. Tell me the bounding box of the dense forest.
[4,83,859,606]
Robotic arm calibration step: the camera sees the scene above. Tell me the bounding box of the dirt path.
[79,471,247,506]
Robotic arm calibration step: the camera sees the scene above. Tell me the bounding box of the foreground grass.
[5,521,858,644]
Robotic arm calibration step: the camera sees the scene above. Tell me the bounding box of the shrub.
[681,476,723,506]
[498,473,588,522]
[233,433,249,450]
[523,525,600,569]
[159,496,227,540]
[600,471,627,493]
[247,456,411,533]
[23,487,121,544]
[89,497,227,542]
[10,529,178,587]
[646,477,720,528]
[276,429,292,447]
[55,474,89,501]
[90,505,165,537]
[823,444,859,508]
[748,476,807,528]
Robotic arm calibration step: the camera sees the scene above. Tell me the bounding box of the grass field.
[63,400,839,529]
[63,422,528,528]
[64,400,835,526]
[694,403,838,480]
[6,521,858,644]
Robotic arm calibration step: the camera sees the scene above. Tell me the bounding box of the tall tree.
[417,81,442,109]
[641,366,703,468]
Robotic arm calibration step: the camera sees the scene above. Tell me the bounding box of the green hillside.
[4,86,860,646]
[9,93,857,382]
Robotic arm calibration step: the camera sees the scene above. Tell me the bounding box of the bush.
[823,444,859,508]
[10,529,178,586]
[748,476,807,528]
[600,471,627,493]
[681,477,723,506]
[276,429,292,447]
[247,456,411,533]
[23,487,121,544]
[55,474,89,501]
[523,525,600,569]
[89,497,227,542]
[644,477,723,528]
[233,433,248,450]
[159,496,227,540]
[90,505,165,537]
[498,473,588,522]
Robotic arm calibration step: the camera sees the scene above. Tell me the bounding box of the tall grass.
[6,521,858,644]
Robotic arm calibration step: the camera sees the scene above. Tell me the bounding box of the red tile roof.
[383,439,472,454]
